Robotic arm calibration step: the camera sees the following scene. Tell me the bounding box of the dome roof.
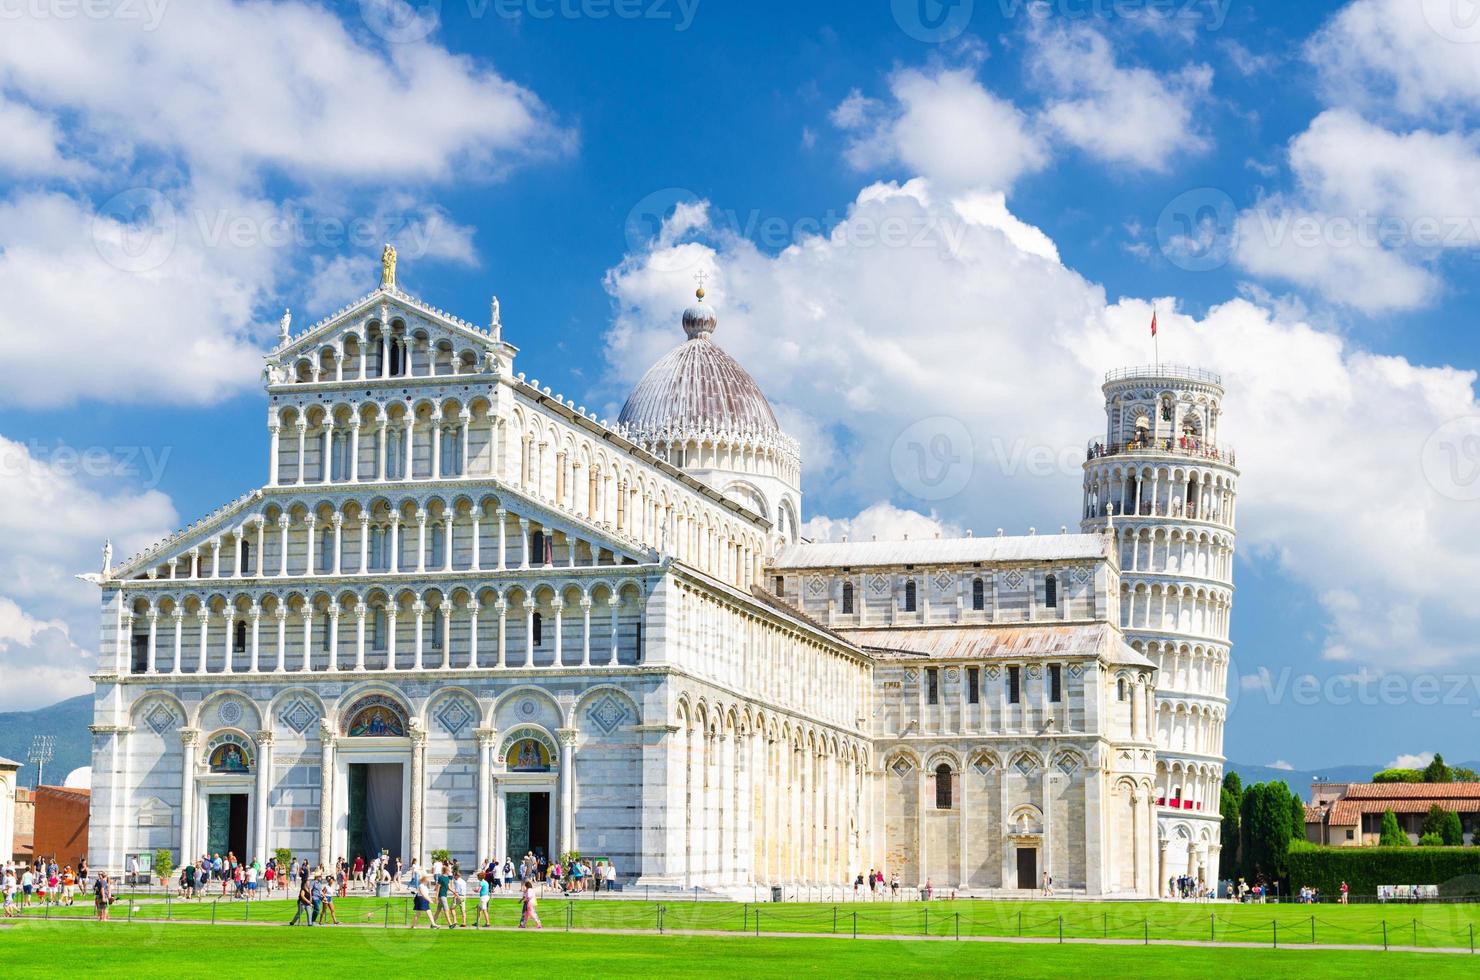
[618,296,780,437]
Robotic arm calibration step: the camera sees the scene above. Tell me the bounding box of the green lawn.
[14,894,1480,950]
[0,920,1476,978]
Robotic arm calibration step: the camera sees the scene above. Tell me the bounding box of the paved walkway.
[4,913,1476,955]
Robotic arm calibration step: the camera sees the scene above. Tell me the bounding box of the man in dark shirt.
[435,871,456,928]
[289,877,313,926]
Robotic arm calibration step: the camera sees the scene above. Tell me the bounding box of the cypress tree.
[1379,809,1409,847]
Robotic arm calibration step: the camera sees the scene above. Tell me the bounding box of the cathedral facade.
[86,253,1233,896]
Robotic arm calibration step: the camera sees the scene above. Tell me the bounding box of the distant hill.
[1227,760,1480,797]
[0,695,92,788]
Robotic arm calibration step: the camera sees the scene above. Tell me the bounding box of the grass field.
[9,893,1480,950]
[1,919,1479,978]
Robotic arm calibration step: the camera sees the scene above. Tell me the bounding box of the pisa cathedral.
[87,248,1236,896]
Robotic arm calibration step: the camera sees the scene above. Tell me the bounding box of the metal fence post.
[1382,919,1387,950]
[852,911,857,939]
[755,909,760,937]
[924,906,929,936]
[1143,918,1148,945]
[1272,919,1277,948]
[212,899,217,924]
[1209,912,1214,942]
[1310,915,1315,945]
[1058,915,1062,944]
[833,906,837,934]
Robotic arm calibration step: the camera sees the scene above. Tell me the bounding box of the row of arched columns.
[1121,582,1231,642]
[119,579,646,676]
[1154,701,1226,758]
[1083,461,1236,527]
[1113,525,1234,582]
[283,317,483,384]
[132,492,629,584]
[673,696,869,888]
[1155,759,1223,815]
[1132,639,1228,699]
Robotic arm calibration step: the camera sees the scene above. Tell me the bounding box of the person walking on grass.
[453,870,468,926]
[411,874,437,929]
[93,872,112,922]
[475,872,491,928]
[435,866,457,928]
[289,876,313,926]
[519,879,542,929]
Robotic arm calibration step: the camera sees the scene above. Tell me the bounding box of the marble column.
[558,728,577,857]
[475,728,496,862]
[409,726,427,865]
[254,730,274,861]
[318,725,336,867]
[179,728,199,862]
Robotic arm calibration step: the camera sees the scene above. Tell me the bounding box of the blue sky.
[2,0,1479,775]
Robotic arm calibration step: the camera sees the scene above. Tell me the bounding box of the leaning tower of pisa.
[1080,365,1237,892]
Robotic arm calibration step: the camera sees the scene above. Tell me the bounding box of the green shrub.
[1286,845,1480,897]
[1372,768,1424,784]
[153,848,174,885]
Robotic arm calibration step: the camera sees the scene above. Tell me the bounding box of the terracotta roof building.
[1304,781,1480,846]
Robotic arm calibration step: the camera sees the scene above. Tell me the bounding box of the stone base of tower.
[1155,811,1222,897]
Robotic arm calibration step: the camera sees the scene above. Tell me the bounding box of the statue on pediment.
[381,243,397,288]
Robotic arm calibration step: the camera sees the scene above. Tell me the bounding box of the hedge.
[1286,842,1480,897]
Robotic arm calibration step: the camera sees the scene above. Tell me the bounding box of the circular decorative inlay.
[519,698,537,718]
[217,699,243,726]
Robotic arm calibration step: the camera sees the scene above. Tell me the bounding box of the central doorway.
[505,792,552,861]
[1016,846,1038,890]
[206,793,248,858]
[347,763,404,865]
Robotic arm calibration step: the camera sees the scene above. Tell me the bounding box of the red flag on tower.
[1150,310,1158,337]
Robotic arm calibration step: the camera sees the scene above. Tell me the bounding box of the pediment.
[268,286,509,377]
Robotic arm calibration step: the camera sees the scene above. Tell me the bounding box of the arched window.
[373,608,387,651]
[233,620,247,653]
[533,611,544,646]
[1117,677,1127,701]
[972,577,985,611]
[531,531,546,566]
[904,580,917,613]
[239,538,252,575]
[320,528,334,573]
[841,581,854,614]
[430,524,445,567]
[935,764,953,810]
[1045,574,1058,609]
[432,610,445,649]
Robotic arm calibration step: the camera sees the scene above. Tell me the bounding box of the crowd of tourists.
[3,857,114,920]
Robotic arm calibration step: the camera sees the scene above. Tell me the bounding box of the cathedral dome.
[618,293,780,437]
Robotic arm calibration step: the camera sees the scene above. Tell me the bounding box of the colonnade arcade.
[283,316,484,384]
[1129,639,1227,697]
[135,491,637,584]
[1154,757,1222,815]
[120,576,647,676]
[1112,524,1234,581]
[1082,462,1236,528]
[672,696,869,887]
[1121,582,1231,642]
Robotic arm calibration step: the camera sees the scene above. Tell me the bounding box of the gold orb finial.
[694,269,708,301]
